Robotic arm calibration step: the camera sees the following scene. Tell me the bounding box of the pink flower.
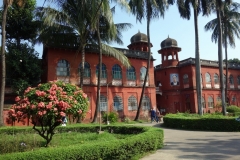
[83,93,87,99]
[78,110,82,114]
[15,96,21,102]
[38,102,45,108]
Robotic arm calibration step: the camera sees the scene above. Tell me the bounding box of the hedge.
[163,114,240,131]
[0,125,164,160]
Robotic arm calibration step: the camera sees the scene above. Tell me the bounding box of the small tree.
[7,81,89,147]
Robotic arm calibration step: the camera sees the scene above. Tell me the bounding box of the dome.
[160,36,178,49]
[130,31,148,44]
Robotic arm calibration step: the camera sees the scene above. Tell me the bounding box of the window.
[128,96,137,111]
[127,66,136,80]
[100,95,107,111]
[214,74,219,84]
[232,96,236,102]
[56,59,70,76]
[201,97,205,108]
[140,67,148,80]
[217,96,221,102]
[183,74,189,84]
[113,96,123,111]
[229,75,234,84]
[205,73,211,83]
[112,64,122,79]
[96,64,107,78]
[238,76,240,85]
[79,62,90,77]
[208,96,214,108]
[142,95,150,111]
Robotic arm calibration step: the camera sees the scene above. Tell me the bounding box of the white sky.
[2,1,240,66]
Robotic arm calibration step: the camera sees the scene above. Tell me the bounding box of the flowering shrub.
[7,81,89,146]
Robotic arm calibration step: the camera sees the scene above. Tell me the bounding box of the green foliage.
[226,105,240,113]
[6,42,42,95]
[163,113,240,131]
[102,112,118,123]
[0,125,164,160]
[2,0,39,44]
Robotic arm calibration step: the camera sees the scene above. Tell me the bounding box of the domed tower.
[127,31,152,51]
[158,36,181,67]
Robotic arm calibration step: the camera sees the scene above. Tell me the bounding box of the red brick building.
[155,37,240,115]
[42,31,156,121]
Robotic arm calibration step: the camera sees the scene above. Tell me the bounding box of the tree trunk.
[135,1,151,121]
[80,45,85,89]
[217,7,226,115]
[193,5,203,115]
[224,30,228,106]
[92,20,102,123]
[0,3,8,126]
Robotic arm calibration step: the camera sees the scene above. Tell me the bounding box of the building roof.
[130,31,148,44]
[154,57,240,70]
[160,36,179,49]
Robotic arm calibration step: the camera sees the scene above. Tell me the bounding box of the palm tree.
[1,0,26,126]
[214,0,232,115]
[129,0,174,121]
[176,0,211,115]
[204,1,240,108]
[36,0,131,122]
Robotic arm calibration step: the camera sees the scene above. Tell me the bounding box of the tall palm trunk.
[79,44,86,89]
[135,0,151,121]
[224,29,228,106]
[193,5,203,115]
[0,3,8,126]
[92,20,102,123]
[217,7,226,115]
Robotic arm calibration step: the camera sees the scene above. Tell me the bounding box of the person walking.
[150,109,156,123]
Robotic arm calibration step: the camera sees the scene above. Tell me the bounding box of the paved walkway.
[139,122,240,160]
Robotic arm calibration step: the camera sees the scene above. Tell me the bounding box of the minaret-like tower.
[158,36,181,67]
[127,31,152,51]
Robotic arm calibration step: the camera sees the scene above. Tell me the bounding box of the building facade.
[155,37,240,115]
[42,31,156,121]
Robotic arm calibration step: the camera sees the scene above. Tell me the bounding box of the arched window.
[140,67,147,80]
[128,96,137,111]
[214,73,219,84]
[183,74,189,84]
[100,95,107,111]
[205,73,211,83]
[127,66,136,80]
[201,97,205,108]
[56,59,70,76]
[217,96,221,102]
[112,64,122,79]
[238,76,240,85]
[229,75,234,84]
[79,62,90,77]
[208,96,214,108]
[96,64,107,78]
[142,95,150,111]
[113,96,123,111]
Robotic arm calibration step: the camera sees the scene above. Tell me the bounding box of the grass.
[0,126,135,154]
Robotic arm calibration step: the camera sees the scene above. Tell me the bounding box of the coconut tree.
[176,0,212,115]
[204,1,240,107]
[1,0,26,126]
[129,0,174,121]
[214,0,232,115]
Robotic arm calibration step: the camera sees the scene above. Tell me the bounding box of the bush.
[227,105,240,113]
[0,125,164,160]
[163,113,240,131]
[102,112,118,123]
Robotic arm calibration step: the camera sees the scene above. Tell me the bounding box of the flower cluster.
[8,81,89,126]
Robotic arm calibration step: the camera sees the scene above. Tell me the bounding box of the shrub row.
[163,114,240,131]
[0,125,164,160]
